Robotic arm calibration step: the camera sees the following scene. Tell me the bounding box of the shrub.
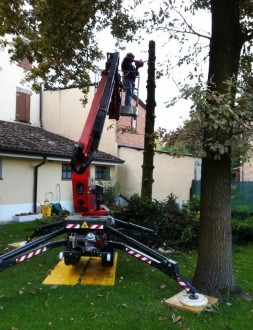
[187,194,201,212]
[112,194,253,249]
[231,204,250,220]
[111,193,199,250]
[100,179,120,206]
[232,216,253,244]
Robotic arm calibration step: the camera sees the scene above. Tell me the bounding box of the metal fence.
[191,180,253,212]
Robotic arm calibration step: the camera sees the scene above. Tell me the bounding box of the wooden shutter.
[16,92,30,123]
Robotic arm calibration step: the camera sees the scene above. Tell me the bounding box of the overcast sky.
[96,1,211,131]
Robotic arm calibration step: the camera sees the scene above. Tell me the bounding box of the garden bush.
[112,195,253,250]
[231,204,250,220]
[111,193,200,250]
[232,216,253,244]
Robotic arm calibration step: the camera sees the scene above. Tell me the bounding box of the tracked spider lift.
[0,53,209,308]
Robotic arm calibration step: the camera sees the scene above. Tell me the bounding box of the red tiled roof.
[0,120,124,164]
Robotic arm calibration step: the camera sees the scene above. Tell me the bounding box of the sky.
[96,1,211,131]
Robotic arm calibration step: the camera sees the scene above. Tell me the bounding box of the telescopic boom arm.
[71,52,120,216]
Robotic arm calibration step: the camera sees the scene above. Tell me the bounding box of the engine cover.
[64,215,115,232]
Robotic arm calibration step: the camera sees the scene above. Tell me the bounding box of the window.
[131,116,137,129]
[62,163,72,180]
[95,166,110,180]
[16,87,31,123]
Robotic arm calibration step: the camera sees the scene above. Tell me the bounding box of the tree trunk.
[141,40,156,199]
[193,0,244,299]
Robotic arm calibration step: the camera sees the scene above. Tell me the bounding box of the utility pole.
[141,40,156,199]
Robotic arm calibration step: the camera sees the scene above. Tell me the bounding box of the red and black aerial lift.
[0,53,208,308]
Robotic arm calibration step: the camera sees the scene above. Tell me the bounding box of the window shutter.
[16,91,30,123]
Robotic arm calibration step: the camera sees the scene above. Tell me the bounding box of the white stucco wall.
[0,47,40,126]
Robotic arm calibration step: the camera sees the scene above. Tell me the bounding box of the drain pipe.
[39,83,44,128]
[33,158,47,213]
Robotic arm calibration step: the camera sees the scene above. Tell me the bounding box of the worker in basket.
[121,52,144,107]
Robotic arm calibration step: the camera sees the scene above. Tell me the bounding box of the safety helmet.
[126,53,135,59]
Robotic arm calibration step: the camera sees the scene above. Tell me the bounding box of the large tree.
[154,0,253,299]
[193,0,243,298]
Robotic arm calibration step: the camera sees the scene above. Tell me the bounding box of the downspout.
[39,83,44,128]
[33,159,47,213]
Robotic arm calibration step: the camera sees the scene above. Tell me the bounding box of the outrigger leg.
[106,225,208,306]
[0,227,66,272]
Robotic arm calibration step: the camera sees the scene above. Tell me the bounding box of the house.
[0,120,124,222]
[0,47,196,222]
[0,49,124,222]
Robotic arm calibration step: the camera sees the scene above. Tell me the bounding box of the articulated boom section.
[71,52,120,216]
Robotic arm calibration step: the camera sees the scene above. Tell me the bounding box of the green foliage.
[187,194,201,212]
[158,78,253,161]
[112,194,253,249]
[232,216,253,244]
[231,204,253,245]
[112,193,199,249]
[100,179,120,205]
[232,205,250,220]
[144,1,253,162]
[0,0,142,92]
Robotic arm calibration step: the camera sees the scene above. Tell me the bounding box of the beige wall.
[117,147,194,202]
[37,161,73,204]
[42,88,117,156]
[153,152,195,201]
[117,148,143,197]
[0,158,34,204]
[0,156,118,221]
[42,88,88,141]
[0,157,73,221]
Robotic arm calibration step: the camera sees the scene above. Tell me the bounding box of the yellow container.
[40,204,52,219]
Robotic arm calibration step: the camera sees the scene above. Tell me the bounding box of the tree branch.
[157,26,210,40]
[172,4,210,40]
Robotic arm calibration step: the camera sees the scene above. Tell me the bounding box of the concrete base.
[12,213,43,222]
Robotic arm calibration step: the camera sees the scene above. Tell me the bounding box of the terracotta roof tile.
[0,120,123,163]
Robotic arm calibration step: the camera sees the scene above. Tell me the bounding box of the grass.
[0,220,253,330]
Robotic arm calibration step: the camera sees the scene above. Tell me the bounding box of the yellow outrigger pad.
[164,290,218,314]
[81,253,118,285]
[43,253,118,286]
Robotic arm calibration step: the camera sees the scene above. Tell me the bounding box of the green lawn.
[0,221,252,330]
